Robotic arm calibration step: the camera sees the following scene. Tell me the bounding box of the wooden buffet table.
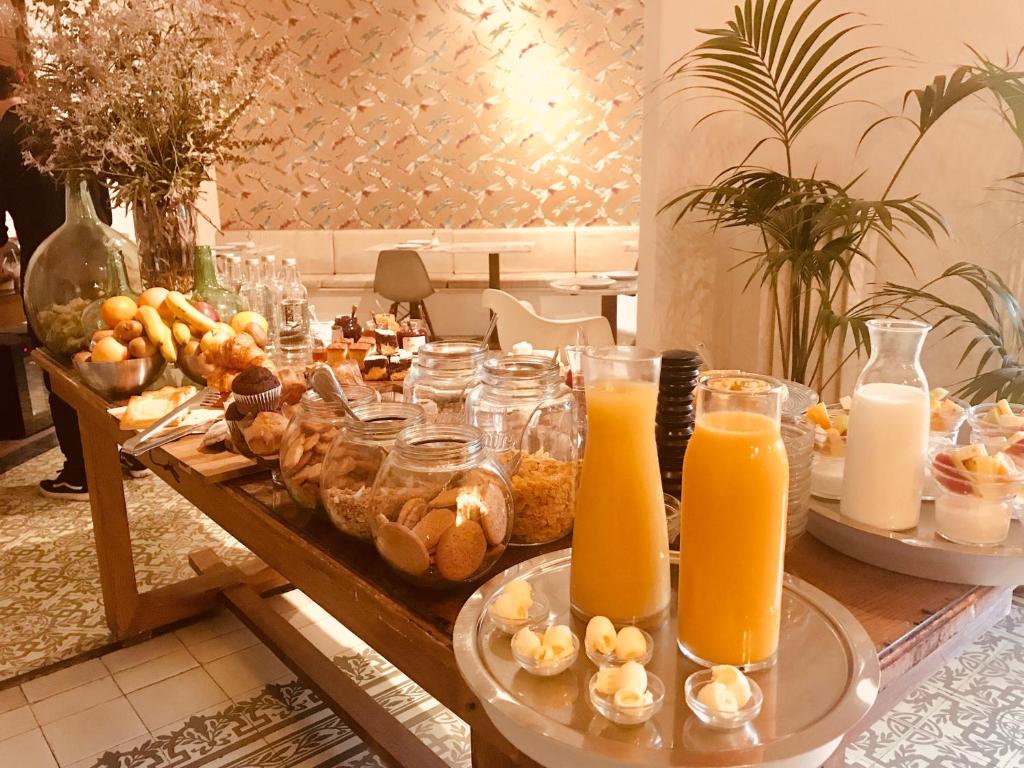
[35,348,1013,768]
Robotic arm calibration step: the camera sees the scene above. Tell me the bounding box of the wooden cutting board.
[160,433,263,483]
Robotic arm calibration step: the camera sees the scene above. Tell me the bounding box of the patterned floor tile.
[846,598,1024,767]
[0,449,249,682]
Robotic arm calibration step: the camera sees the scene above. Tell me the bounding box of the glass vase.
[191,246,242,323]
[23,179,141,357]
[133,197,197,292]
[841,319,931,531]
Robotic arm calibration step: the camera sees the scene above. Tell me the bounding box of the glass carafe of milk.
[841,319,931,530]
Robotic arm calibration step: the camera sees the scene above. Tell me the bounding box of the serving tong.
[121,387,224,456]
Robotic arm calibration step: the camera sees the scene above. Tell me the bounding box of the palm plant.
[662,0,1018,389]
[867,264,1024,403]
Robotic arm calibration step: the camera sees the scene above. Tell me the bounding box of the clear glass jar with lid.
[320,402,426,540]
[403,340,486,422]
[279,388,377,510]
[369,423,513,587]
[465,354,579,545]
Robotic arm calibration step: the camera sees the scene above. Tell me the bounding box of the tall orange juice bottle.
[677,373,788,670]
[570,347,670,628]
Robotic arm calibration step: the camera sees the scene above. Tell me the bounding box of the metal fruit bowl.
[74,355,166,399]
[177,352,215,385]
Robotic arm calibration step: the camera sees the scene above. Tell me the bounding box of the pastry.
[277,367,308,406]
[231,366,282,414]
[412,508,456,551]
[346,341,373,369]
[374,328,399,356]
[363,354,388,382]
[435,520,487,581]
[243,411,288,456]
[388,352,412,382]
[377,521,430,576]
[119,386,197,430]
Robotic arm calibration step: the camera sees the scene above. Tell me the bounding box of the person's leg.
[38,371,89,500]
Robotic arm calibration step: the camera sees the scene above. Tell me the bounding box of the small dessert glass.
[585,628,654,667]
[487,595,551,635]
[664,494,680,547]
[684,670,763,730]
[809,404,848,500]
[929,446,1023,546]
[511,631,579,677]
[588,671,665,726]
[968,402,1024,453]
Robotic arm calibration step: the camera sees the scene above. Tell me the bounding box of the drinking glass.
[677,372,788,671]
[570,347,669,628]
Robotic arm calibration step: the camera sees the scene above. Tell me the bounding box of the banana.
[135,305,177,362]
[163,291,217,334]
[172,321,193,346]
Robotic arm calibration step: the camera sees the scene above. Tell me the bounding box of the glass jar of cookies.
[403,341,486,422]
[369,423,513,587]
[320,402,426,540]
[279,392,356,510]
[466,354,579,545]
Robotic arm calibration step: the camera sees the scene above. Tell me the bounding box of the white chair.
[481,289,615,351]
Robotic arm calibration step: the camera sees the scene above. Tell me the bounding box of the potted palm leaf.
[662,0,1020,391]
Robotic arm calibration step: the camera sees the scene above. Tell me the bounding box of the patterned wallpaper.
[216,0,644,230]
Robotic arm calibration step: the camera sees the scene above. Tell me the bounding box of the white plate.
[603,270,639,281]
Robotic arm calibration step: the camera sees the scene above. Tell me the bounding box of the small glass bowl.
[487,596,551,635]
[684,670,763,730]
[588,670,665,726]
[585,628,654,667]
[664,494,680,547]
[511,630,579,677]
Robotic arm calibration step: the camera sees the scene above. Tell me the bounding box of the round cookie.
[376,521,430,577]
[436,520,487,581]
[412,508,456,551]
[397,497,427,528]
[429,487,460,509]
[480,482,508,545]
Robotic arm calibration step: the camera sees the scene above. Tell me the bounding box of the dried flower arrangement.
[16,0,285,289]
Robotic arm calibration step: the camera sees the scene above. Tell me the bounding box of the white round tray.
[808,499,1024,586]
[454,549,879,768]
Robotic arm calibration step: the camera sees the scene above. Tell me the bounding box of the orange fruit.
[100,296,138,329]
[91,335,129,363]
[805,402,832,431]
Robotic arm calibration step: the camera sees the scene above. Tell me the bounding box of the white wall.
[639,0,1024,393]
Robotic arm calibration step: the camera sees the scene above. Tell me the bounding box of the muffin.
[231,366,282,415]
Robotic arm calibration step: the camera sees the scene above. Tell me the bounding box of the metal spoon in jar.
[306,363,360,420]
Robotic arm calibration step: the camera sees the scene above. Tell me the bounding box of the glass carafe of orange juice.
[677,373,788,670]
[570,347,670,628]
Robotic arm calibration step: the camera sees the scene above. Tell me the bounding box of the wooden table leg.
[78,408,140,637]
[601,293,618,342]
[488,252,501,291]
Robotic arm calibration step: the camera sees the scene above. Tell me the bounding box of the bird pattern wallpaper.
[216,0,644,231]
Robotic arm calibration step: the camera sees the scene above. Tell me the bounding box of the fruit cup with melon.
[968,399,1024,454]
[930,443,1024,546]
[805,402,849,499]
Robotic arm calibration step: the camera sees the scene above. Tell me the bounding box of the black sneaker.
[120,452,151,479]
[39,468,89,501]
